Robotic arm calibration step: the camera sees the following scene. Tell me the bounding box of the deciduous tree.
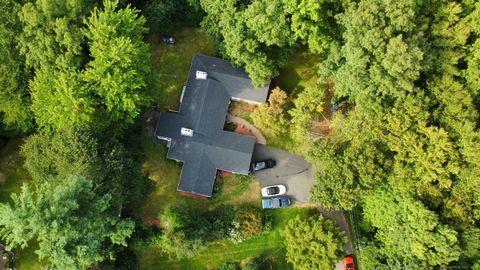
[282,215,345,270]
[0,176,134,269]
[251,87,289,138]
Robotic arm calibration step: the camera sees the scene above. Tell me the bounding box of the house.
[154,54,269,197]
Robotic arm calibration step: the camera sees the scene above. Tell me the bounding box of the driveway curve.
[252,144,313,204]
[227,114,266,145]
[252,144,354,269]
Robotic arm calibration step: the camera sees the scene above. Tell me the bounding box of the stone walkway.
[226,114,266,144]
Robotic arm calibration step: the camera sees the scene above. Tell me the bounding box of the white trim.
[230,97,262,105]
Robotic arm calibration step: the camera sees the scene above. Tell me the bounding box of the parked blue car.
[262,197,291,209]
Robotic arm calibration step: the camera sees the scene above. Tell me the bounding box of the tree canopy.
[307,0,480,268]
[0,176,134,269]
[0,0,32,132]
[199,0,344,86]
[282,215,346,270]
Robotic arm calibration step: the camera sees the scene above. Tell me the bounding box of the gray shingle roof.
[154,54,269,197]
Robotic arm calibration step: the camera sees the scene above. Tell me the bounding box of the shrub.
[159,230,205,259]
[207,205,236,239]
[233,207,264,238]
[282,215,346,270]
[218,262,238,270]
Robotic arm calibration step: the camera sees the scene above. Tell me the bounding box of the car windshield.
[254,162,266,171]
[267,187,279,195]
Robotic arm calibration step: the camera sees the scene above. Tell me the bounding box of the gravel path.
[226,114,267,145]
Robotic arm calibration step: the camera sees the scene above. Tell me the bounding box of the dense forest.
[0,0,479,269]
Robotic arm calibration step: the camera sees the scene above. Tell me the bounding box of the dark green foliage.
[159,202,210,258]
[0,176,135,269]
[309,0,480,268]
[96,248,139,270]
[142,0,203,31]
[129,218,162,248]
[224,122,238,132]
[282,214,346,270]
[206,205,236,239]
[21,129,151,207]
[199,0,343,86]
[218,262,238,270]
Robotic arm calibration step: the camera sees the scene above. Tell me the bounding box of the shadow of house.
[155,54,269,198]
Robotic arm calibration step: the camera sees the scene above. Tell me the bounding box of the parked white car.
[261,185,287,197]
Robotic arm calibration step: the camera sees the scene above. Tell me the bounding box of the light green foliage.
[200,0,276,86]
[30,67,94,130]
[309,107,390,210]
[284,0,341,54]
[18,0,90,69]
[0,0,32,132]
[282,215,345,270]
[30,0,154,132]
[251,87,289,138]
[160,202,209,258]
[464,2,480,100]
[289,85,325,146]
[243,0,292,47]
[0,176,135,269]
[363,189,461,268]
[83,0,154,129]
[460,226,480,263]
[21,129,99,183]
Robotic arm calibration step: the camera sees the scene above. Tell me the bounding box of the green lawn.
[0,138,30,203]
[147,27,216,110]
[134,31,321,269]
[135,207,318,270]
[274,48,319,96]
[135,130,262,222]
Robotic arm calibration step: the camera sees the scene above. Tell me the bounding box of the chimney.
[181,128,194,137]
[196,70,207,80]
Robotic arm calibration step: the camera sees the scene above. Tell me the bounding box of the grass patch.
[147,27,216,110]
[0,138,44,270]
[135,207,318,270]
[0,138,30,203]
[136,129,262,221]
[274,48,319,96]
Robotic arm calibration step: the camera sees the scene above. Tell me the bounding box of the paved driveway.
[252,144,354,269]
[252,144,313,205]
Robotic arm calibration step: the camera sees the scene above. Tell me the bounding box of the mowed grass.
[147,27,216,110]
[136,130,262,224]
[135,207,318,270]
